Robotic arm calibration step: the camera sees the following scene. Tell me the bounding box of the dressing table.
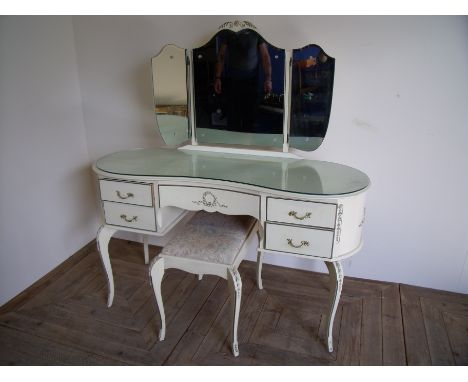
[93,21,370,353]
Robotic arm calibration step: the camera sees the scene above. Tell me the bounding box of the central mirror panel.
[193,28,285,148]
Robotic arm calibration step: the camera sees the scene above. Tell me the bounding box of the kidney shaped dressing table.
[93,21,370,353]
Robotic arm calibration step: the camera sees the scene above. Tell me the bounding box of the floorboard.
[1,239,467,366]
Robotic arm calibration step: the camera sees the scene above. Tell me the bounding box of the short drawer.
[267,197,336,229]
[103,201,156,231]
[265,223,334,258]
[99,179,153,207]
[159,185,260,219]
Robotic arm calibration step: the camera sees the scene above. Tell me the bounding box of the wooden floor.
[1,239,467,366]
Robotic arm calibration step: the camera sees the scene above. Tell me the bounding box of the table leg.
[149,256,166,341]
[96,225,117,307]
[227,267,242,357]
[325,260,344,352]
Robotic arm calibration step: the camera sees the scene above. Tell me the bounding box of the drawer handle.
[116,191,134,199]
[286,238,309,249]
[120,214,138,223]
[288,211,312,220]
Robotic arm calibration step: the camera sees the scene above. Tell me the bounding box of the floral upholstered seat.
[161,212,256,264]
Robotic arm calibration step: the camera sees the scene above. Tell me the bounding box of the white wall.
[0,16,99,305]
[72,15,468,294]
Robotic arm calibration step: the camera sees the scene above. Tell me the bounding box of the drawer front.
[159,185,260,219]
[103,201,156,231]
[265,223,334,258]
[99,179,153,207]
[267,197,336,229]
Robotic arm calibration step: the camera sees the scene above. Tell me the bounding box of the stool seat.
[149,211,260,357]
[161,212,256,265]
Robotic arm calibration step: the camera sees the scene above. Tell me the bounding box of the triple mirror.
[152,22,335,152]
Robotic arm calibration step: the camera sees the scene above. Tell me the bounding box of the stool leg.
[227,268,242,357]
[256,250,264,290]
[143,235,149,265]
[149,256,166,341]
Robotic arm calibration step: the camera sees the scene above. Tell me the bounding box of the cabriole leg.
[149,256,166,341]
[96,225,117,307]
[325,260,344,353]
[227,268,242,357]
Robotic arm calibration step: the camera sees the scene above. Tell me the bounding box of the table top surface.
[95,148,370,196]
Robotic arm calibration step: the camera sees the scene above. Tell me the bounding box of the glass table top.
[95,148,370,196]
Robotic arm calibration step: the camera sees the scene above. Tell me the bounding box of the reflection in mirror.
[289,45,335,151]
[152,44,190,146]
[193,29,285,148]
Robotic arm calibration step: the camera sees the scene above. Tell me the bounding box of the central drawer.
[265,223,334,258]
[158,185,260,219]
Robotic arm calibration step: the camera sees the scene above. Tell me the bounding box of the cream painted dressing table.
[93,21,370,353]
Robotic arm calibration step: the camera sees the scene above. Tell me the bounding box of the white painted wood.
[267,197,337,229]
[256,250,264,290]
[99,179,153,206]
[187,49,197,146]
[332,192,368,259]
[227,267,242,357]
[178,144,302,159]
[96,225,117,307]
[256,223,264,290]
[94,162,368,354]
[265,223,334,259]
[156,205,185,230]
[283,49,292,153]
[102,201,157,231]
[325,261,343,353]
[149,256,166,341]
[143,234,149,265]
[159,185,260,219]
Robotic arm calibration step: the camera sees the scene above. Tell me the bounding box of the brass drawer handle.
[116,190,134,199]
[288,211,312,220]
[287,238,309,248]
[120,214,138,223]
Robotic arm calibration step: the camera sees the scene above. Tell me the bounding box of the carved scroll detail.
[336,204,344,243]
[218,20,257,31]
[192,191,227,208]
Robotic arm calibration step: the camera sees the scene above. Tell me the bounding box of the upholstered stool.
[149,211,258,357]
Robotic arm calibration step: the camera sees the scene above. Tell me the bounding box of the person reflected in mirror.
[214,30,272,132]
